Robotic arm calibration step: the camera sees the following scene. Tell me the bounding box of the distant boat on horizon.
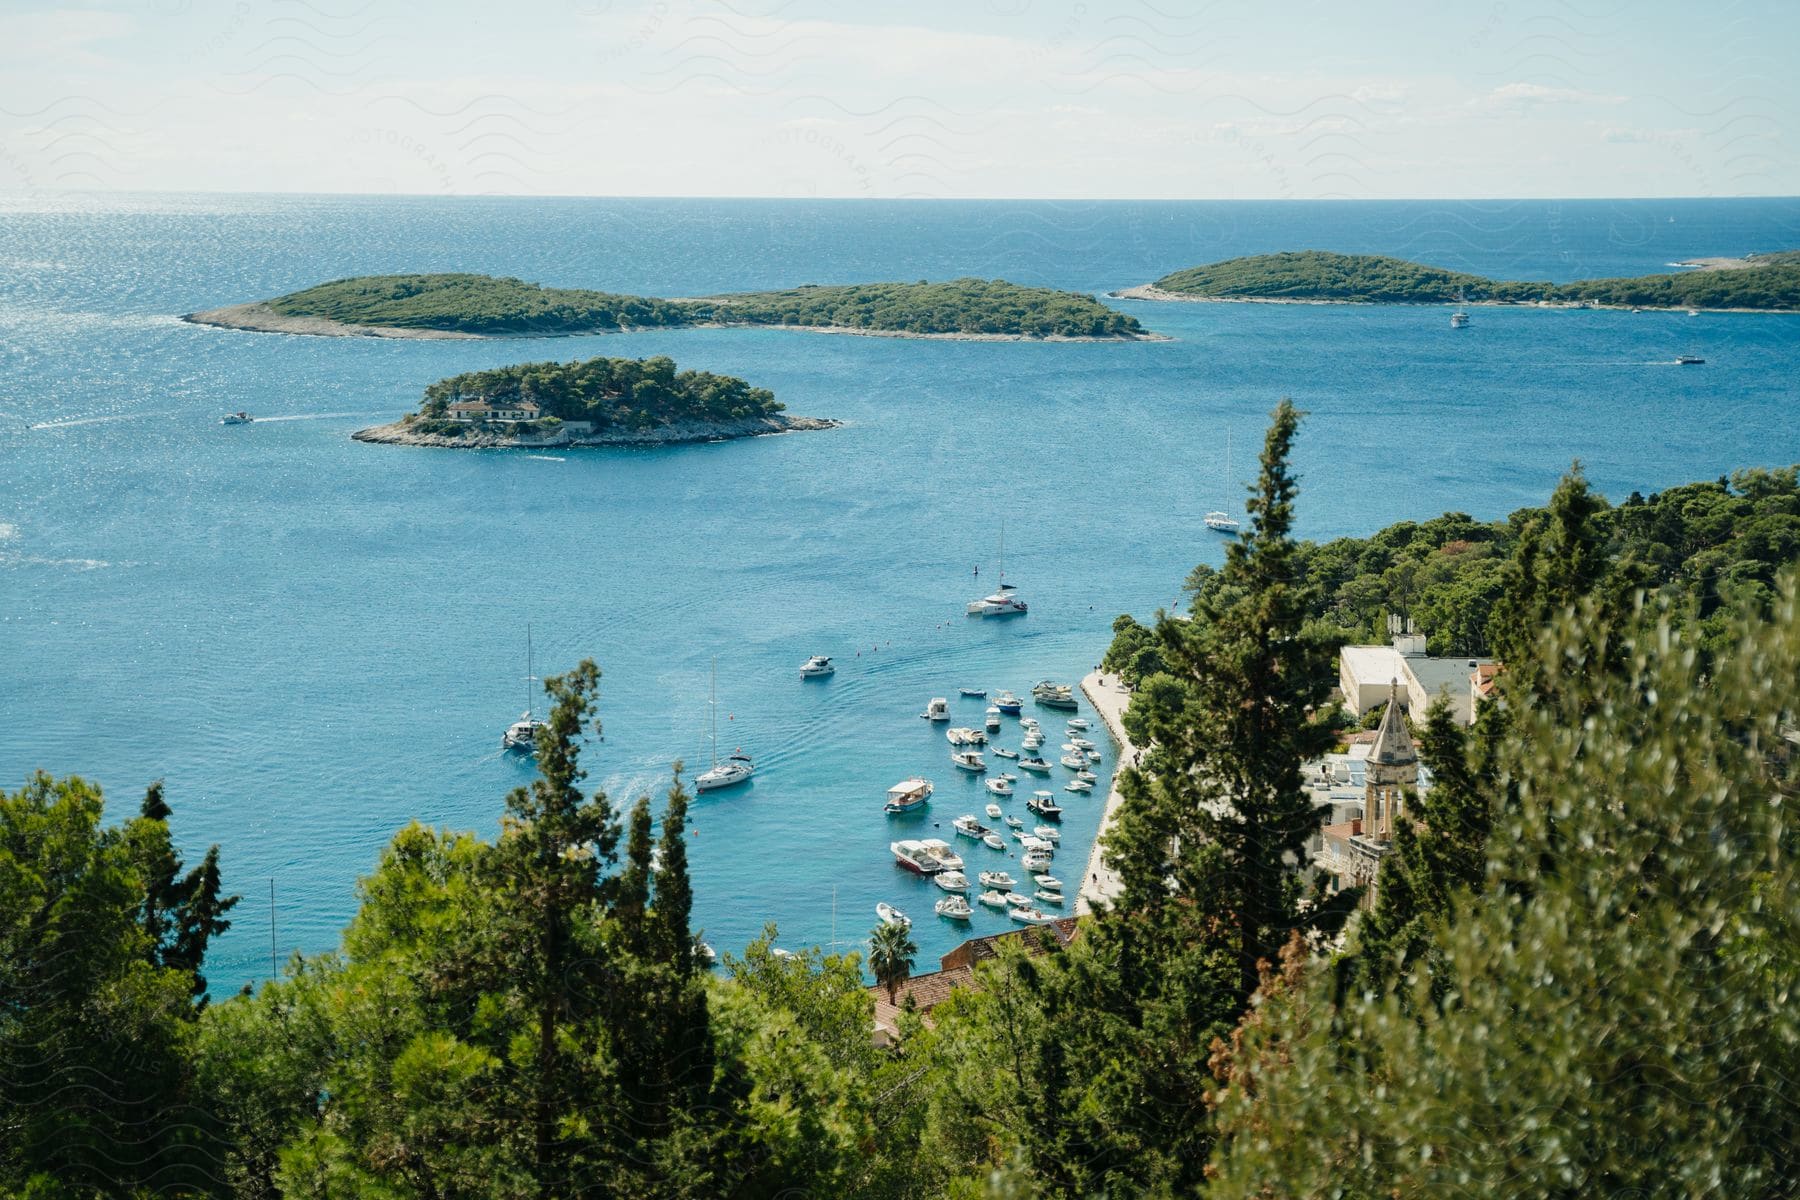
[1204,429,1241,533]
[501,624,547,753]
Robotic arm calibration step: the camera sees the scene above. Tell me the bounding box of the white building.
[1339,637,1494,725]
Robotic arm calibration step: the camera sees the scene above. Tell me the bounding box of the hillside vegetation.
[263,273,1146,338]
[1150,249,1800,309]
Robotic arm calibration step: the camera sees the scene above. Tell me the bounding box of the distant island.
[1116,249,1800,310]
[351,354,838,449]
[187,274,1154,341]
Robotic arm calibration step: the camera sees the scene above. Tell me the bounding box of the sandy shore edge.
[1076,671,1134,916]
[184,302,1164,343]
[350,412,840,449]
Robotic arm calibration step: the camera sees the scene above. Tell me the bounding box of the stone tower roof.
[1369,680,1417,766]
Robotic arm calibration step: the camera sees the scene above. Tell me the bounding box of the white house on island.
[446,398,544,423]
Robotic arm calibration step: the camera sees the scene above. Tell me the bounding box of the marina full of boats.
[880,680,1107,931]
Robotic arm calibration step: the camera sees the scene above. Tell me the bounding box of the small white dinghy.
[876,902,910,928]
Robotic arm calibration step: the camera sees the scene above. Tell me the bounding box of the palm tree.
[867,921,917,1004]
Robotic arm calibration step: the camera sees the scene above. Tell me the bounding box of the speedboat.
[919,839,963,872]
[1032,681,1078,710]
[1027,792,1063,820]
[1060,752,1088,770]
[1034,888,1065,906]
[1020,836,1054,854]
[1064,718,1090,732]
[1018,756,1051,773]
[959,687,987,698]
[951,749,987,772]
[220,411,253,424]
[946,726,979,745]
[968,583,1028,618]
[997,771,1018,784]
[884,778,934,815]
[1009,906,1054,925]
[1087,751,1103,763]
[995,692,1023,714]
[951,814,990,839]
[934,870,970,892]
[1019,717,1040,732]
[1068,737,1095,750]
[1003,891,1035,908]
[1032,874,1063,892]
[1004,815,1024,830]
[992,746,1020,760]
[1022,849,1053,873]
[1022,734,1044,752]
[978,870,1016,891]
[978,890,1009,909]
[1033,826,1061,844]
[891,840,943,875]
[982,832,1006,851]
[985,777,1014,797]
[936,894,973,920]
[876,902,910,928]
[922,697,950,721]
[1065,779,1095,794]
[695,751,754,791]
[1075,769,1097,783]
[1675,354,1705,365]
[985,706,1002,731]
[985,803,1004,821]
[799,655,835,678]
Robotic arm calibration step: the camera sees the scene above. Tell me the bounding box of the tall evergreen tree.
[129,780,238,1005]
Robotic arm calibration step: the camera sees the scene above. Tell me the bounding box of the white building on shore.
[1338,633,1494,725]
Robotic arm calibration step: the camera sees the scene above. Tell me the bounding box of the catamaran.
[501,624,548,753]
[694,658,754,791]
[968,519,1028,617]
[1204,429,1242,533]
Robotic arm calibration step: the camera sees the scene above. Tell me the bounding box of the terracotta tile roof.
[869,918,1082,1037]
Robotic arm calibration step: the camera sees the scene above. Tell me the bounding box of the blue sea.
[3,194,1798,989]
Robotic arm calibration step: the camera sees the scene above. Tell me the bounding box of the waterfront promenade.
[1077,671,1135,914]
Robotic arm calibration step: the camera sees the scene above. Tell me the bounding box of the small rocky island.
[352,355,838,449]
[1117,249,1800,310]
[189,273,1154,340]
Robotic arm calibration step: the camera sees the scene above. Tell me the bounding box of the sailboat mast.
[525,622,533,713]
[709,657,719,767]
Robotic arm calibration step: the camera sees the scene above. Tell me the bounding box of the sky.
[1,0,1796,199]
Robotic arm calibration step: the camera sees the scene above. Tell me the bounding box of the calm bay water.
[3,193,1798,988]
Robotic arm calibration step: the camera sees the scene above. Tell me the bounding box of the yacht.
[933,870,971,892]
[985,706,1002,732]
[1017,755,1051,772]
[1027,791,1064,820]
[1031,680,1078,711]
[935,894,973,920]
[992,746,1020,760]
[1450,290,1471,329]
[968,521,1027,618]
[799,654,835,679]
[1204,429,1242,532]
[883,778,934,815]
[921,697,950,721]
[951,748,987,772]
[985,802,1004,821]
[985,776,1014,797]
[978,889,1009,910]
[220,411,253,425]
[978,870,1016,891]
[694,659,754,791]
[876,902,910,929]
[919,839,963,872]
[890,839,944,875]
[501,625,548,753]
[995,691,1023,714]
[982,832,1006,851]
[951,814,990,839]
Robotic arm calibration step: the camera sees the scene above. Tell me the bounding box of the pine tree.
[129,780,238,1005]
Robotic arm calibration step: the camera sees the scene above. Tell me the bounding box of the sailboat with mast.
[967,518,1028,617]
[501,624,548,752]
[1203,430,1241,533]
[694,658,754,791]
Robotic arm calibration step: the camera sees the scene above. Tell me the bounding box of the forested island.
[1120,248,1800,309]
[187,273,1152,340]
[351,354,838,448]
[5,405,1797,1197]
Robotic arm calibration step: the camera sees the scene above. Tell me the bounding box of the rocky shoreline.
[350,413,841,449]
[1108,283,1789,314]
[183,302,1159,343]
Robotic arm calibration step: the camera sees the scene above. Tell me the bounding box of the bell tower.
[1365,680,1418,840]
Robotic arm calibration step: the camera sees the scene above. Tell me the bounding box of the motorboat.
[1027,791,1064,820]
[1003,891,1034,908]
[695,659,754,791]
[978,890,1009,909]
[985,706,1002,731]
[1675,354,1705,365]
[995,692,1023,714]
[1020,836,1054,854]
[985,803,1004,820]
[1021,850,1053,873]
[1034,888,1065,906]
[936,894,973,920]
[1017,756,1051,773]
[884,777,934,815]
[919,839,963,872]
[799,654,835,678]
[698,942,718,965]
[1033,826,1061,844]
[982,832,1006,851]
[946,726,987,745]
[992,746,1019,760]
[1009,906,1054,925]
[1060,753,1088,770]
[1068,737,1096,750]
[979,870,1017,891]
[1449,308,1470,329]
[951,814,990,839]
[1075,768,1097,783]
[934,870,970,892]
[922,697,950,721]
[1087,751,1103,763]
[1019,716,1040,732]
[1064,718,1090,732]
[951,749,987,772]
[220,411,253,424]
[502,624,547,753]
[985,777,1014,797]
[1032,681,1078,711]
[876,902,910,928]
[997,771,1019,784]
[1022,732,1044,751]
[959,687,987,698]
[1032,874,1063,892]
[891,840,944,875]
[1004,815,1025,830]
[1065,779,1095,794]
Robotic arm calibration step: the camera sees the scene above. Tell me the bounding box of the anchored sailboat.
[967,518,1028,617]
[694,658,754,791]
[1203,430,1241,533]
[501,624,548,752]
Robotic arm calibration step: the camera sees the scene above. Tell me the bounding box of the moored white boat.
[1004,814,1025,830]
[1031,680,1078,710]
[951,814,989,839]
[501,625,547,753]
[951,749,987,772]
[1021,849,1053,873]
[1060,752,1088,769]
[884,777,934,814]
[978,869,1016,891]
[799,654,835,678]
[919,838,963,871]
[1027,791,1064,819]
[978,889,1009,909]
[1064,718,1090,732]
[985,777,1014,797]
[983,832,1005,851]
[922,697,950,721]
[985,706,1002,731]
[959,687,987,698]
[1003,891,1034,908]
[1067,737,1095,750]
[1009,906,1054,924]
[993,746,1019,760]
[695,659,754,791]
[995,691,1023,714]
[946,726,985,746]
[876,902,910,928]
[936,894,973,920]
[891,840,944,874]
[1031,874,1063,891]
[1034,888,1065,906]
[1018,755,1051,772]
[1033,825,1061,844]
[933,870,970,892]
[985,803,1004,820]
[1065,778,1095,793]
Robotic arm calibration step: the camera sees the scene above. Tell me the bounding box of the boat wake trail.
[249,412,373,422]
[31,412,164,429]
[525,454,567,462]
